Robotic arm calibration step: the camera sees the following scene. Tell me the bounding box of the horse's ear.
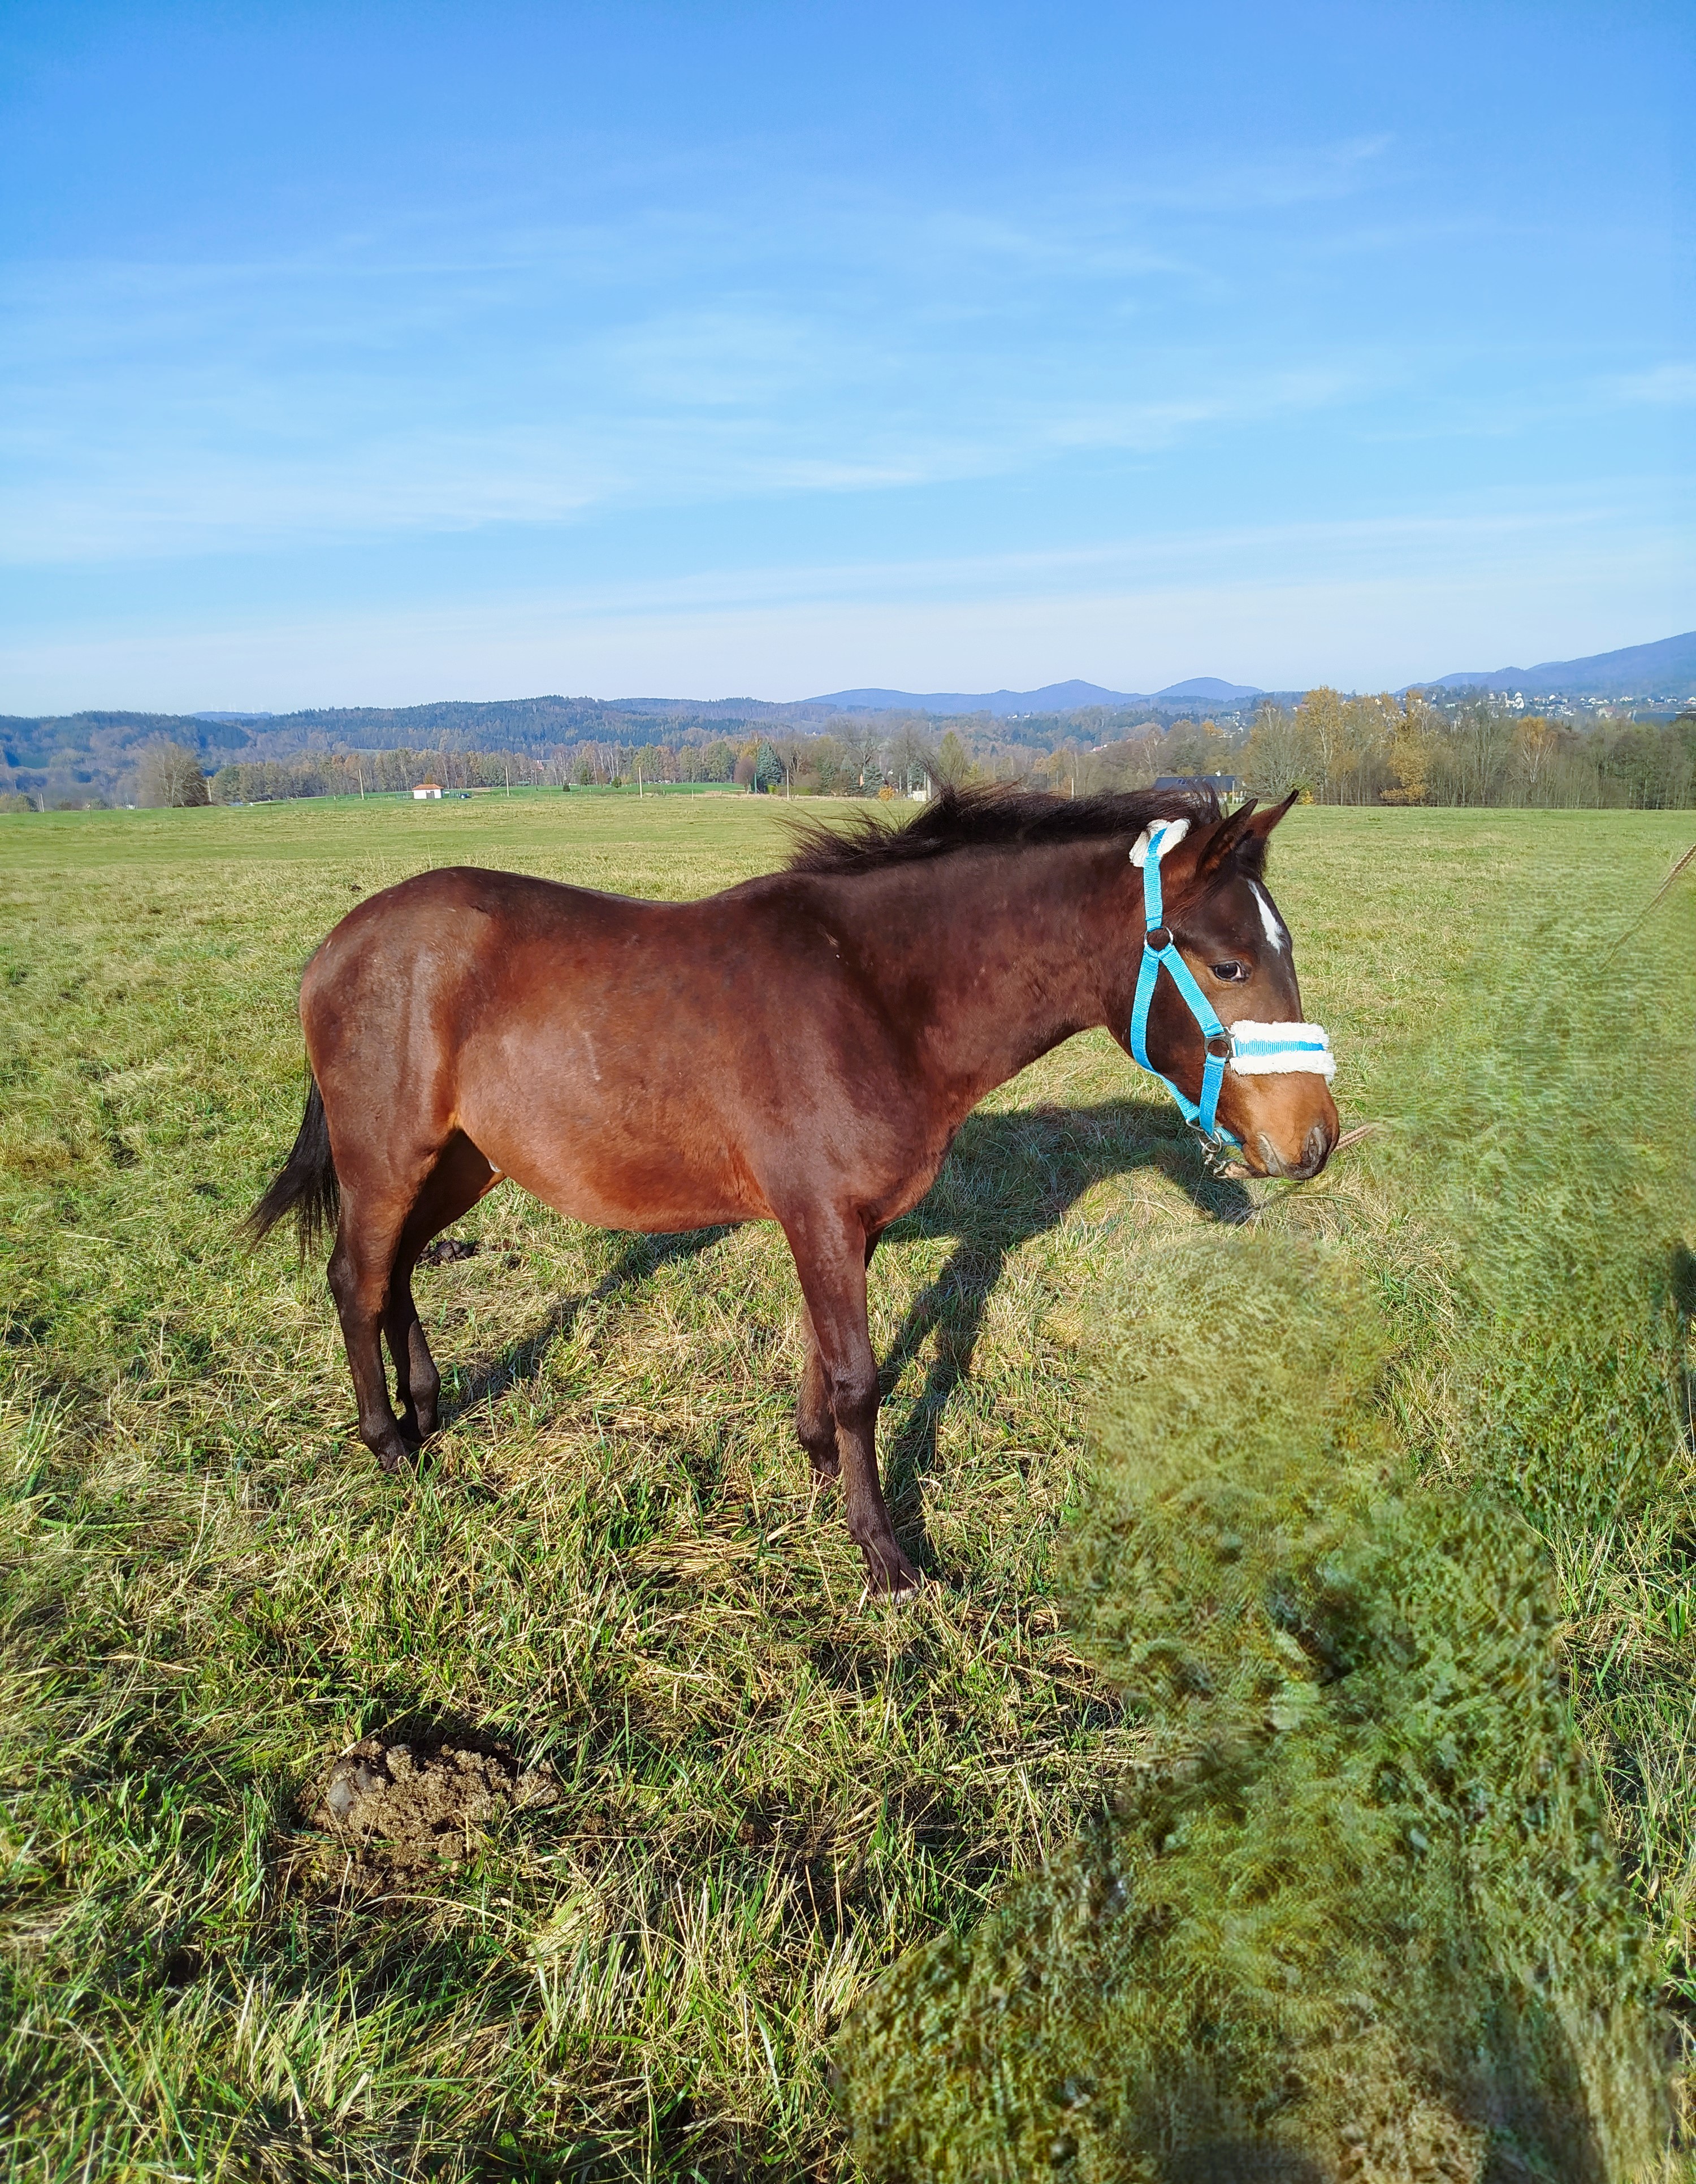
[1242,789,1299,842]
[1192,789,1299,884]
[1192,797,1260,881]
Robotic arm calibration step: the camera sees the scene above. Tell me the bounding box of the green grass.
[2,797,1693,2179]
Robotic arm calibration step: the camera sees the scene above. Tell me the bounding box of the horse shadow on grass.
[439,1226,735,1428]
[870,1101,1248,1572]
[438,1101,1247,1568]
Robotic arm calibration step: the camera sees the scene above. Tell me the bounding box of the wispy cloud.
[4,498,1686,716]
[0,227,1374,561]
[0,132,1420,565]
[1611,362,1696,406]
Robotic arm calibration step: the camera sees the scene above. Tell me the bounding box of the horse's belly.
[466,1098,770,1235]
[516,1161,762,1234]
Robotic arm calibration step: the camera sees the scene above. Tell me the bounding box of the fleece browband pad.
[1129,819,1188,867]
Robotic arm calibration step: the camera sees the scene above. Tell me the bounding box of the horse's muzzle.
[1255,1121,1334,1182]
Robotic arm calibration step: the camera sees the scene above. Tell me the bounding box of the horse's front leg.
[784,1207,919,1599]
[797,1227,884,1486]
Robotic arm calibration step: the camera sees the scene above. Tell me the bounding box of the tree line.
[1236,689,1696,809]
[15,696,1695,812]
[1018,694,1696,811]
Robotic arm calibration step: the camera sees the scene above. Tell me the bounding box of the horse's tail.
[245,1072,340,1255]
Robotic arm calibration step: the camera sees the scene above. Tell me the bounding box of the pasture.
[2,792,1693,2180]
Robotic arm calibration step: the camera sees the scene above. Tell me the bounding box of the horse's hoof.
[374,1443,414,1476]
[864,1555,923,1602]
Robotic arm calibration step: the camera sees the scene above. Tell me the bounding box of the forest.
[5,688,1693,812]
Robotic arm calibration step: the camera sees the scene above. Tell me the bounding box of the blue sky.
[2,0,1691,711]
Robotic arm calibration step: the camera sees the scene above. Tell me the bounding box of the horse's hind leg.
[327,1183,423,1474]
[385,1135,499,1446]
[797,1322,839,1482]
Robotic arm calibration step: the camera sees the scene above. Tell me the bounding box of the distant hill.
[608,695,805,719]
[1150,677,1264,703]
[808,676,1262,716]
[11,631,1690,799]
[0,710,253,773]
[0,693,780,782]
[1425,629,1696,698]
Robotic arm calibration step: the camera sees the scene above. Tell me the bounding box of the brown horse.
[249,784,1336,1595]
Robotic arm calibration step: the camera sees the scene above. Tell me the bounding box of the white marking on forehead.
[1251,882,1286,952]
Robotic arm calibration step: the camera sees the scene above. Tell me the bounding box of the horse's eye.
[1211,961,1248,983]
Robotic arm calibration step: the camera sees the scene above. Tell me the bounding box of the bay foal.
[250,786,1336,1594]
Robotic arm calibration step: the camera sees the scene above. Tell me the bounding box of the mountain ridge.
[807,676,1262,716]
[7,631,1692,796]
[1422,628,1696,697]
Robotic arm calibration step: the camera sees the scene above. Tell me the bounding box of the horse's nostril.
[1257,1133,1288,1179]
[1304,1122,1330,1175]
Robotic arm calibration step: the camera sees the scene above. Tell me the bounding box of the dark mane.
[784,782,1227,878]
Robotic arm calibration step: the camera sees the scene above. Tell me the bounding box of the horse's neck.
[863,844,1124,1106]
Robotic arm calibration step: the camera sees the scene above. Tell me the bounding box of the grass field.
[2,793,1694,2180]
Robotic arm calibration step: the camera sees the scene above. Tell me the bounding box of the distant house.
[412,781,443,800]
[1155,773,1238,796]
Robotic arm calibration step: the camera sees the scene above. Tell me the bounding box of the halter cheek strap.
[1130,821,1235,1141]
[1128,819,1336,1149]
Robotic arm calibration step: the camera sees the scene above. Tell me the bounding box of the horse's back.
[297,863,902,1230]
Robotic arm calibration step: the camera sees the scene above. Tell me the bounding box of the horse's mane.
[784,782,1227,878]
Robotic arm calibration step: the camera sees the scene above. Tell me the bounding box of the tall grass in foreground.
[839,883,1696,2180]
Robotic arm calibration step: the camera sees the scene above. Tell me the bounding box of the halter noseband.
[1128,818,1335,1149]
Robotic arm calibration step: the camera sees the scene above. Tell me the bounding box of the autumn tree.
[770,735,811,795]
[136,741,210,808]
[841,721,886,793]
[1157,717,1227,777]
[886,718,937,795]
[1382,696,1435,805]
[1240,700,1309,799]
[1426,699,1514,806]
[1293,686,1347,800]
[933,729,977,786]
[1511,715,1563,802]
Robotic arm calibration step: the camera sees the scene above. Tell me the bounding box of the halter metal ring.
[1145,924,1173,952]
[1205,1032,1233,1060]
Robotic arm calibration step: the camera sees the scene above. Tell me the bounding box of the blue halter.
[1127,819,1337,1151]
[1130,820,1238,1144]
